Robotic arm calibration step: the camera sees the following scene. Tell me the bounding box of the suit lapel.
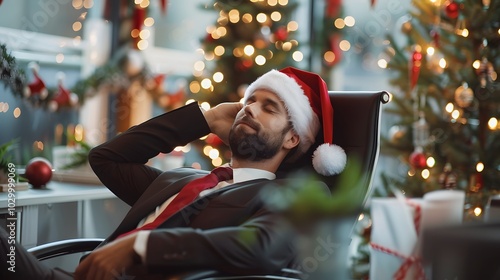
[109,172,205,239]
[158,178,269,227]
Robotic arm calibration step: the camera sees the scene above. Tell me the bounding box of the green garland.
[1,43,167,110]
[0,44,26,98]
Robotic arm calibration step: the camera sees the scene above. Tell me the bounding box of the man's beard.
[228,120,286,162]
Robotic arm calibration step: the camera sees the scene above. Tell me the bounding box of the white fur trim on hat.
[244,70,319,155]
[312,143,347,176]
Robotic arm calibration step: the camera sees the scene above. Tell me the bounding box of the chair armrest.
[27,238,105,261]
[28,239,301,280]
[165,268,302,280]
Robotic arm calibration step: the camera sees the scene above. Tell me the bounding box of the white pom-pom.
[312,143,347,176]
[28,62,40,73]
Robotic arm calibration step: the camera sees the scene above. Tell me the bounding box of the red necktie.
[117,167,233,239]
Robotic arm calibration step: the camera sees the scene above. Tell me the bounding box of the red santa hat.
[243,67,346,176]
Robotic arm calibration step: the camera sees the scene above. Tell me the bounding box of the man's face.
[229,89,294,161]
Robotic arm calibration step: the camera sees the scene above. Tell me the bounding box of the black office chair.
[28,91,390,279]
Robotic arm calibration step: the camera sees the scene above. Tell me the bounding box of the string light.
[292,51,303,62]
[144,17,155,27]
[56,54,65,63]
[255,55,266,65]
[339,40,351,51]
[208,149,220,159]
[72,21,82,31]
[242,14,253,23]
[201,79,212,89]
[229,9,240,23]
[488,117,498,130]
[377,59,388,68]
[421,169,430,179]
[282,42,292,51]
[287,21,299,31]
[193,61,205,72]
[476,162,485,172]
[13,108,21,118]
[426,156,436,168]
[344,16,355,27]
[270,12,282,22]
[334,18,345,29]
[83,0,94,9]
[256,13,268,23]
[139,29,150,40]
[474,207,482,216]
[137,40,148,50]
[189,81,201,93]
[214,45,225,56]
[213,72,224,83]
[212,157,223,167]
[445,102,454,113]
[244,45,255,56]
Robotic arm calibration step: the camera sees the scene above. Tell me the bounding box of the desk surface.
[0,181,116,208]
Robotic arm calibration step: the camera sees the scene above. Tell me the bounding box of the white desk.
[0,181,130,249]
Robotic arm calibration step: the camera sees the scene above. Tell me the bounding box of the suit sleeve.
[145,205,298,276]
[88,103,211,206]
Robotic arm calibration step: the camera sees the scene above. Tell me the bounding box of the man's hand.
[203,102,243,144]
[74,233,140,280]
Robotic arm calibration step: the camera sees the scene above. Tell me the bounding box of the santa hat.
[244,67,346,176]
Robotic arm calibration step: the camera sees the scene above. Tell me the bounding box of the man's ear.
[283,130,300,150]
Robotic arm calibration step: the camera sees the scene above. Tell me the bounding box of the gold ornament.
[401,20,412,34]
[454,82,474,108]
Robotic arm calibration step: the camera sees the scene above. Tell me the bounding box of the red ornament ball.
[409,151,427,169]
[274,27,288,41]
[25,157,52,188]
[445,1,460,19]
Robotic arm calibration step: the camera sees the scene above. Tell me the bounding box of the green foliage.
[263,158,364,227]
[0,139,17,173]
[61,140,93,170]
[0,44,26,97]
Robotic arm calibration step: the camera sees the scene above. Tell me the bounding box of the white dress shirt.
[133,167,276,262]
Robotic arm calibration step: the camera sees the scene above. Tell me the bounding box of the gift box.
[369,190,465,280]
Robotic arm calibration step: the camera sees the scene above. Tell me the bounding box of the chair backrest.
[327,90,390,208]
[278,90,389,211]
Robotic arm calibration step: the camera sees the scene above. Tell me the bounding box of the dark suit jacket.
[88,102,301,276]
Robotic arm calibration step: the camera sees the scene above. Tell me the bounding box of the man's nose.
[244,103,259,118]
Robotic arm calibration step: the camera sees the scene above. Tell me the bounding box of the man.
[0,67,346,280]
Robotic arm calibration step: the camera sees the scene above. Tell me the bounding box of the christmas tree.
[381,0,500,217]
[351,1,499,278]
[188,0,302,105]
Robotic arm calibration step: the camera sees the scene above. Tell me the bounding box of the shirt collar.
[232,168,276,183]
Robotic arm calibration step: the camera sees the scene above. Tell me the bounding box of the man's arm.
[88,102,211,205]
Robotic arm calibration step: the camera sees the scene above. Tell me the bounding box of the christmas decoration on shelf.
[24,157,53,188]
[24,62,48,100]
[48,72,79,111]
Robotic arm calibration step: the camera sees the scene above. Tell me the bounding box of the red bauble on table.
[409,150,427,169]
[25,157,53,188]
